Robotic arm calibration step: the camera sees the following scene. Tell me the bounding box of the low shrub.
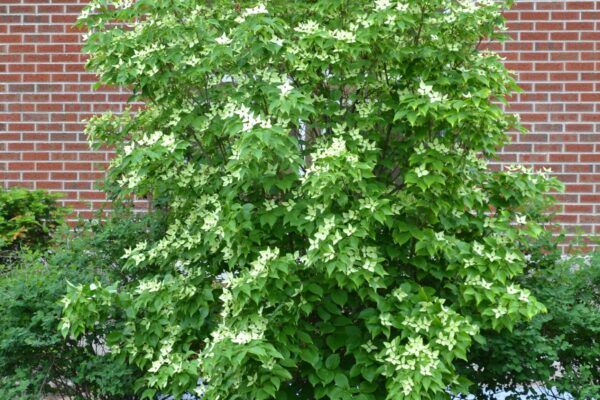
[0,207,166,400]
[462,246,600,399]
[0,187,65,258]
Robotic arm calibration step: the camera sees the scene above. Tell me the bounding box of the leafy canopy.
[62,0,561,399]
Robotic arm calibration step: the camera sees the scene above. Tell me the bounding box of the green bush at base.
[463,243,600,399]
[0,201,166,400]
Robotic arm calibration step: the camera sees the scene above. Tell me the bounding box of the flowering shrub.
[62,0,561,399]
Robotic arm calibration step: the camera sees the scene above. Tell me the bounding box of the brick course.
[1,0,600,237]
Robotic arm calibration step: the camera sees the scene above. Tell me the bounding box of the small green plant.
[63,1,562,399]
[0,187,65,258]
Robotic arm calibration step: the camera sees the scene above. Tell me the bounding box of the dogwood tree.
[61,0,560,399]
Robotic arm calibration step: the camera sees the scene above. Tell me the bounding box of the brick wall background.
[1,0,600,237]
[0,0,126,219]
[491,0,600,241]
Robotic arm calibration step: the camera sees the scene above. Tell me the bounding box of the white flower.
[507,284,519,295]
[436,332,457,350]
[270,35,284,47]
[278,81,294,97]
[401,377,413,395]
[215,33,232,45]
[417,80,433,96]
[380,313,393,327]
[362,340,377,353]
[264,199,277,211]
[331,29,356,43]
[375,0,392,11]
[415,166,429,177]
[247,374,258,386]
[396,2,409,12]
[505,252,519,263]
[485,251,501,263]
[493,306,507,319]
[123,144,134,155]
[295,20,320,34]
[243,3,268,16]
[359,198,377,212]
[232,331,254,344]
[342,223,356,237]
[417,79,447,103]
[515,214,527,225]
[392,287,408,302]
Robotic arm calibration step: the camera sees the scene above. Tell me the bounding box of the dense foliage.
[0,209,164,399]
[464,247,600,400]
[62,1,562,399]
[0,187,64,259]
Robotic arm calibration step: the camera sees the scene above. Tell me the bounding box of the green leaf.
[331,289,348,306]
[325,354,340,370]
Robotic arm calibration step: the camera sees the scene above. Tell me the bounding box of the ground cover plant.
[62,0,562,399]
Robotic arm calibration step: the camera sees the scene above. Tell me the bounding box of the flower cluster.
[417,80,448,103]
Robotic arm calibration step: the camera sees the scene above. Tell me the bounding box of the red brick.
[580,174,600,182]
[550,31,579,40]
[565,42,593,51]
[521,11,549,20]
[536,22,564,30]
[581,32,600,40]
[520,32,548,41]
[565,104,594,112]
[565,144,594,152]
[552,11,582,20]
[550,52,579,61]
[565,205,594,213]
[565,184,594,193]
[537,2,564,10]
[551,114,578,122]
[580,154,600,162]
[567,2,595,10]
[582,114,600,122]
[581,195,600,203]
[565,83,594,91]
[534,63,564,72]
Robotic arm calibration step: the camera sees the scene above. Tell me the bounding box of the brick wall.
[1,0,599,235]
[490,0,600,241]
[0,0,127,218]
